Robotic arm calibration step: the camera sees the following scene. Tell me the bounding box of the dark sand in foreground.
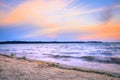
[0,55,120,80]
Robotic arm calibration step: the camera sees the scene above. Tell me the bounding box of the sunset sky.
[0,0,120,41]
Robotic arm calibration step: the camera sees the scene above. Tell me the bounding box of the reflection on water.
[0,42,120,73]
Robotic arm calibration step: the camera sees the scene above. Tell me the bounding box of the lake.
[0,42,120,73]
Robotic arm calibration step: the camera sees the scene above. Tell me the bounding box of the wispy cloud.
[0,2,11,9]
[0,0,120,41]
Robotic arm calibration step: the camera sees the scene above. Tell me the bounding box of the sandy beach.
[0,54,120,80]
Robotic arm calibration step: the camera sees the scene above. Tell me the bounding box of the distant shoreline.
[0,41,120,44]
[0,41,104,44]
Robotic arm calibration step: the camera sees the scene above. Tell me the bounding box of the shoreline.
[0,54,120,80]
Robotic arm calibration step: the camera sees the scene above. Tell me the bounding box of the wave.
[81,56,120,64]
[44,54,120,64]
[44,54,74,58]
[60,52,80,54]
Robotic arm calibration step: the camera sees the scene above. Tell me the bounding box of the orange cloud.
[0,0,69,25]
[77,20,120,41]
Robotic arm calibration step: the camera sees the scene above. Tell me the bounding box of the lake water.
[0,42,120,73]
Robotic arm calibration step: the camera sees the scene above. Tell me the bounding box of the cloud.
[0,0,72,25]
[0,2,11,9]
[0,0,120,41]
[58,4,120,17]
[0,10,4,19]
[76,20,120,41]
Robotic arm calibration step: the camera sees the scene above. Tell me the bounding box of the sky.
[0,0,120,41]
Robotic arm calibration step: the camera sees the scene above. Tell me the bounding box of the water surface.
[0,42,120,73]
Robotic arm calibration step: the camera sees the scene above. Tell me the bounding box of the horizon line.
[0,41,120,43]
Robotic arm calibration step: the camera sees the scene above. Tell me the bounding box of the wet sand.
[0,55,120,80]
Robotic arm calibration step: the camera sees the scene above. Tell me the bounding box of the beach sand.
[0,55,120,80]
